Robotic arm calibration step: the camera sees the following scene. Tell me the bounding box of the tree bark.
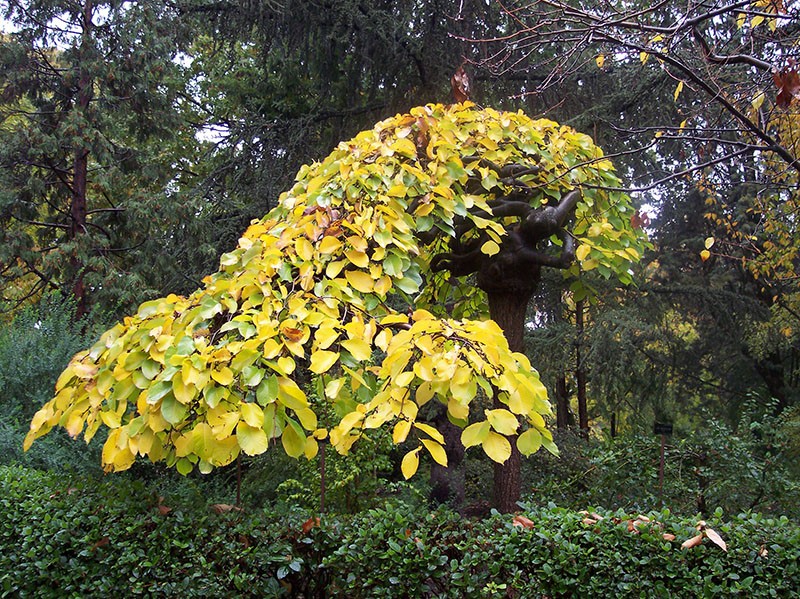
[69,0,93,321]
[555,375,571,429]
[575,298,589,438]
[487,290,532,513]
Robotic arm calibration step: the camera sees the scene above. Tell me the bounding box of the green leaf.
[160,394,188,425]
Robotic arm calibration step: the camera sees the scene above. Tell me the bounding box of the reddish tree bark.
[68,0,94,321]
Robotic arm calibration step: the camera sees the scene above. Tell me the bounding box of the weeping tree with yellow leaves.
[25,102,647,512]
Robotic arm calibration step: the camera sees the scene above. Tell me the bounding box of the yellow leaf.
[517,428,542,456]
[401,447,421,479]
[345,270,374,293]
[751,14,764,27]
[673,81,684,102]
[295,237,314,261]
[281,422,306,458]
[277,377,308,410]
[374,275,392,295]
[341,338,372,361]
[414,422,445,443]
[237,422,268,456]
[704,236,715,249]
[295,408,318,431]
[486,408,519,436]
[393,420,412,444]
[461,420,490,448]
[309,350,340,374]
[318,236,342,254]
[595,54,605,68]
[422,439,448,466]
[344,249,369,268]
[480,240,501,256]
[304,436,319,459]
[751,90,765,111]
[640,51,649,65]
[700,249,711,262]
[240,402,264,428]
[576,244,591,262]
[482,430,512,463]
[387,183,408,197]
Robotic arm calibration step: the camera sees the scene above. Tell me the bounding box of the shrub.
[3,465,799,598]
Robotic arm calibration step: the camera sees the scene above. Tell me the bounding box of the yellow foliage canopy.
[25,103,645,475]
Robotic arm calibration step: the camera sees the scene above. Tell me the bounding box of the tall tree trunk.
[555,375,572,429]
[487,289,532,513]
[575,298,589,438]
[69,0,93,321]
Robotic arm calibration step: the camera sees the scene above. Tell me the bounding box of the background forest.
[1,0,800,595]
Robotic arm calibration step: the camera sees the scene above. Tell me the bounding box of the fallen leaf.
[682,533,704,549]
[663,533,676,541]
[301,516,320,534]
[512,515,535,529]
[704,527,727,552]
[211,503,244,515]
[91,536,110,551]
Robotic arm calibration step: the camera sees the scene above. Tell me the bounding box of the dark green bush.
[0,295,104,474]
[5,465,797,598]
[519,415,800,518]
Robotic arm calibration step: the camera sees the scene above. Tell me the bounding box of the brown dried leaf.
[512,515,535,529]
[774,67,800,108]
[758,545,768,558]
[704,527,727,552]
[91,536,110,551]
[451,65,471,103]
[282,327,305,342]
[211,503,243,515]
[157,504,172,516]
[301,516,320,534]
[662,533,676,541]
[682,533,704,549]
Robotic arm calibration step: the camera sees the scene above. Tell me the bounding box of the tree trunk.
[555,375,571,429]
[575,298,589,438]
[487,290,532,513]
[69,0,93,321]
[429,406,465,508]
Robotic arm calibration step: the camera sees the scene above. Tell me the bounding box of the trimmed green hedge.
[2,466,799,597]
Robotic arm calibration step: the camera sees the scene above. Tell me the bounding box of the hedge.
[2,466,798,597]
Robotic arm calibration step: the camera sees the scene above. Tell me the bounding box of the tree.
[25,103,646,511]
[474,0,800,180]
[0,0,201,317]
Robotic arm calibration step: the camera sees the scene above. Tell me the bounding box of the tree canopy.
[24,102,646,479]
